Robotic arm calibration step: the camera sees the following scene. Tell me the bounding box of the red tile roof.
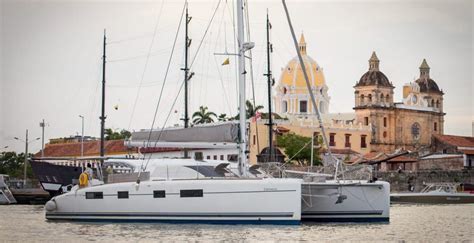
[433,134,474,148]
[35,140,135,157]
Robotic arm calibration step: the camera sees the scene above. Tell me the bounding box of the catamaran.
[44,0,302,224]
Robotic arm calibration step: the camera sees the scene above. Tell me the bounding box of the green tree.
[192,106,216,124]
[105,128,132,140]
[277,132,321,166]
[233,100,264,120]
[0,151,34,179]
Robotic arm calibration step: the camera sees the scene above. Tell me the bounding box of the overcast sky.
[1,0,472,153]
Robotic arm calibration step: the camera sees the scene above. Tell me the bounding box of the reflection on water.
[0,204,473,241]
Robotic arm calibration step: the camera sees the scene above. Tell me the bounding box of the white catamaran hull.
[301,180,390,222]
[45,178,302,224]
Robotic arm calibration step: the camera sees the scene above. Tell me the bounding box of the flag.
[222,58,230,66]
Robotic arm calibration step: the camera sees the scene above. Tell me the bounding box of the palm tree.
[218,113,228,122]
[192,106,217,124]
[246,100,264,118]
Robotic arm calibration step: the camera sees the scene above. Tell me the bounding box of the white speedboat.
[391,183,474,204]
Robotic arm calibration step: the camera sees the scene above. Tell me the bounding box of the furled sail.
[126,122,240,149]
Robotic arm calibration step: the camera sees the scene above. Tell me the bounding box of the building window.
[361,135,367,148]
[434,122,437,131]
[117,191,129,199]
[180,189,203,198]
[344,134,351,148]
[383,117,387,127]
[282,101,288,113]
[364,117,369,126]
[195,152,203,160]
[85,192,103,199]
[329,133,336,147]
[299,100,308,113]
[431,100,435,107]
[383,131,387,138]
[436,100,440,108]
[360,95,365,105]
[153,190,166,198]
[368,94,372,103]
[386,95,390,103]
[253,135,256,145]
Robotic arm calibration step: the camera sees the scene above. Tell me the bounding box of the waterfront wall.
[375,170,474,192]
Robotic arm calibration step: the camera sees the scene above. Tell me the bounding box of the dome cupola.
[356,52,394,88]
[415,59,443,94]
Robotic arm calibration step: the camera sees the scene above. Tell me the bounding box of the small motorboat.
[391,183,474,204]
[0,174,17,204]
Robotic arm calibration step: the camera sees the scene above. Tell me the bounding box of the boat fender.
[79,172,89,187]
[45,200,57,211]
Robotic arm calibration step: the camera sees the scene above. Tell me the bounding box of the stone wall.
[417,156,464,171]
[375,170,474,192]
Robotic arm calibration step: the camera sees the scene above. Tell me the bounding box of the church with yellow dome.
[274,34,330,115]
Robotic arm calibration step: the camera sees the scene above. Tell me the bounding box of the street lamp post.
[39,119,46,158]
[14,129,40,187]
[79,115,84,157]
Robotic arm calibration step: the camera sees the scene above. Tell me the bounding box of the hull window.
[85,192,103,199]
[153,190,166,198]
[117,191,129,199]
[180,189,203,198]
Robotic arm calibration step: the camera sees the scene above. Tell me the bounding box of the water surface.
[0,204,472,241]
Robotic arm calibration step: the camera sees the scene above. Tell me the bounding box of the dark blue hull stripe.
[47,212,294,218]
[302,217,389,223]
[46,218,300,225]
[302,210,383,216]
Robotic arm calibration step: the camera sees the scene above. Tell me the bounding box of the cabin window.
[180,189,203,198]
[220,155,224,160]
[117,191,129,199]
[153,190,166,198]
[195,152,203,160]
[329,133,336,147]
[213,155,217,160]
[85,192,103,199]
[206,155,210,160]
[361,135,367,148]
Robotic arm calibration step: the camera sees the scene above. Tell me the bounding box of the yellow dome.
[279,34,326,88]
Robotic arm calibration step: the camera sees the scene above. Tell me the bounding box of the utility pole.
[79,115,84,157]
[100,30,107,159]
[14,129,39,187]
[39,119,46,158]
[264,11,275,162]
[181,3,192,158]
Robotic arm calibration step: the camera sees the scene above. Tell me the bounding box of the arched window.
[434,122,438,131]
[386,94,390,103]
[436,100,440,108]
[282,101,288,113]
[360,94,365,105]
[368,94,372,103]
[380,94,385,102]
[431,100,434,107]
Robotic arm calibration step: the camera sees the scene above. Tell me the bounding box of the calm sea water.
[0,204,472,242]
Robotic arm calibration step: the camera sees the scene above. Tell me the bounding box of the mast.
[236,0,247,176]
[264,11,274,162]
[182,3,191,158]
[100,30,107,158]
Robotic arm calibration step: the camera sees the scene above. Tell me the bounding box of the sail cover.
[129,122,240,145]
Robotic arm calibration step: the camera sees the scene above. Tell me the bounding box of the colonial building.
[249,34,446,164]
[354,53,445,152]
